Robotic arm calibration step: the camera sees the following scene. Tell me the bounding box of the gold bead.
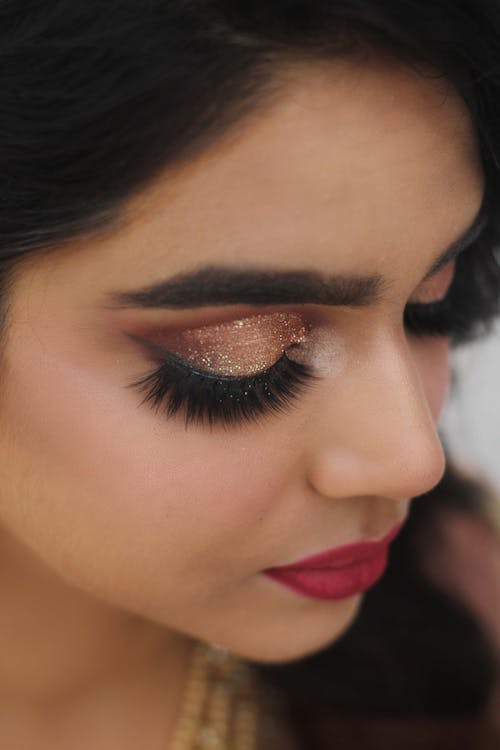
[168,641,259,750]
[197,725,224,749]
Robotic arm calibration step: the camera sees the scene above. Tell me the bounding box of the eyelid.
[409,259,456,305]
[126,311,312,378]
[126,334,320,430]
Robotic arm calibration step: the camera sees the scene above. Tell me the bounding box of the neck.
[0,527,193,750]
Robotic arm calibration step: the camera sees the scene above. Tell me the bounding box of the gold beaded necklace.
[168,641,260,750]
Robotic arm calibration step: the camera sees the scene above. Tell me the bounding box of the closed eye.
[126,344,320,431]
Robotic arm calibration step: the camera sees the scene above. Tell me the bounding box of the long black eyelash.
[404,291,488,344]
[404,296,461,339]
[127,348,319,430]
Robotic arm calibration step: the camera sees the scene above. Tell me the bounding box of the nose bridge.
[370,335,443,452]
[308,331,446,500]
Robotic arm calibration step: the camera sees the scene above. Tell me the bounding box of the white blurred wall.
[440,319,500,493]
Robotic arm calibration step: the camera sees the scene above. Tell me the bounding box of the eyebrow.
[106,196,488,311]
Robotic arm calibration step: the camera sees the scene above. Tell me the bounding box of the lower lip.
[264,548,389,600]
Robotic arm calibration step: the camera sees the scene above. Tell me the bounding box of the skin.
[0,55,485,748]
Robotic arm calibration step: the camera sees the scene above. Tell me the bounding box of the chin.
[231,593,363,666]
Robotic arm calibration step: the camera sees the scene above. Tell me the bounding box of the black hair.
[0,1,500,345]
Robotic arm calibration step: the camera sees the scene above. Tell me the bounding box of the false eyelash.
[404,296,461,339]
[127,348,319,430]
[403,295,489,343]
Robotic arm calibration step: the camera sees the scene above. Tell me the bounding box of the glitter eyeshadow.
[159,312,309,377]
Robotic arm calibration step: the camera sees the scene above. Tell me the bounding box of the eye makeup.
[148,311,309,376]
[126,310,319,429]
[124,232,490,428]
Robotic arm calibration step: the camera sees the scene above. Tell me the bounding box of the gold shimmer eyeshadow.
[158,312,309,376]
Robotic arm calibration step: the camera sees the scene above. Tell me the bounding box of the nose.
[305,331,447,502]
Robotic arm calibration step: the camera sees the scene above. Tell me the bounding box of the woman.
[0,2,499,748]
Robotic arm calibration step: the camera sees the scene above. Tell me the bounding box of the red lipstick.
[263,521,404,601]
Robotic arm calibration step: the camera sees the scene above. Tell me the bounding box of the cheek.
[0,336,291,605]
[411,336,451,422]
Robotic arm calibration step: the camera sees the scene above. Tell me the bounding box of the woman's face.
[0,58,484,662]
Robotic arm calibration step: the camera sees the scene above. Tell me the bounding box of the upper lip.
[265,520,405,572]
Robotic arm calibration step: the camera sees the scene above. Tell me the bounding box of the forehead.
[25,57,484,307]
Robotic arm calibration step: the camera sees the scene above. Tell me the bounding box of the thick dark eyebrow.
[106,197,488,311]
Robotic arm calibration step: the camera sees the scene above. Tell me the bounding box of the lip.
[263,521,405,601]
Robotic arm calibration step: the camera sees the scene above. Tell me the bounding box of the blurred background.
[441,320,500,496]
